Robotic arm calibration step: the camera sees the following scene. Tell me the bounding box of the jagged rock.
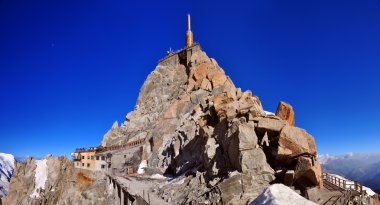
[218,174,244,204]
[294,157,323,188]
[236,121,257,150]
[3,156,116,205]
[276,125,317,160]
[276,101,295,126]
[284,170,295,186]
[95,44,321,204]
[255,117,287,132]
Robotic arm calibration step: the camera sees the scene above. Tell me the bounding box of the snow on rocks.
[137,160,147,174]
[250,184,317,205]
[0,153,15,197]
[150,174,167,179]
[264,111,276,116]
[30,158,48,198]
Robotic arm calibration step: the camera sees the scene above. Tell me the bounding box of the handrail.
[322,173,364,194]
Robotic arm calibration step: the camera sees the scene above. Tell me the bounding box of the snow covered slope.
[0,153,15,198]
[250,184,317,205]
[30,158,48,198]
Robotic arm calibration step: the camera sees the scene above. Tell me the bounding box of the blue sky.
[1,0,379,158]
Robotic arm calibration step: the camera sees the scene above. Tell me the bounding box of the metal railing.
[322,173,363,194]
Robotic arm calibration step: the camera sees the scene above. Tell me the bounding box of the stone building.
[72,147,110,172]
[72,137,145,174]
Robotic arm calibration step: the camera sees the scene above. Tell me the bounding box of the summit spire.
[186,14,193,47]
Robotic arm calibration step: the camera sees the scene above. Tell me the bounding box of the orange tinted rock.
[276,101,295,126]
[212,93,237,120]
[193,63,208,81]
[207,68,227,88]
[277,125,317,160]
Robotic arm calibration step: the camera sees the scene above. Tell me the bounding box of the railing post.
[343,180,346,189]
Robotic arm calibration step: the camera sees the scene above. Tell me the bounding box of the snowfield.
[30,158,48,198]
[0,152,15,197]
[250,184,317,205]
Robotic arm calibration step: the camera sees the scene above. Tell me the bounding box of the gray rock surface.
[99,45,322,203]
[4,45,323,204]
[3,155,117,205]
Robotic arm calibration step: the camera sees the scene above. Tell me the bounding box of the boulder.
[255,117,287,132]
[276,125,317,161]
[217,174,243,204]
[241,148,273,175]
[294,157,323,188]
[235,91,264,117]
[237,121,257,150]
[284,170,295,186]
[276,101,295,126]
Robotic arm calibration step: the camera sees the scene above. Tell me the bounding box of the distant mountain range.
[0,153,15,198]
[318,153,380,194]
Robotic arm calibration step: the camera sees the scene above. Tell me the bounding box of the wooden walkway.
[320,172,367,205]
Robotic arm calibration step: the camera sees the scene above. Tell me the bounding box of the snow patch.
[150,174,166,179]
[137,160,147,174]
[30,159,48,198]
[0,153,15,197]
[264,111,275,116]
[250,184,317,205]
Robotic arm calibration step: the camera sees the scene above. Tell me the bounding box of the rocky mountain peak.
[99,44,322,204]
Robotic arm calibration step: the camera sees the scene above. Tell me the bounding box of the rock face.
[100,44,323,203]
[3,155,117,205]
[2,45,322,205]
[276,101,295,126]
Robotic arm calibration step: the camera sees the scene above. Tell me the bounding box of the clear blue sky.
[1,0,379,158]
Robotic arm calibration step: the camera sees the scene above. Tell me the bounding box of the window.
[82,156,85,159]
[87,163,90,167]
[96,156,99,160]
[82,163,84,167]
[101,156,105,161]
[87,156,90,159]
[101,165,105,169]
[124,155,126,158]
[90,156,94,160]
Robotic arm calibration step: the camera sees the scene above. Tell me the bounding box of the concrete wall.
[94,157,108,171]
[107,176,149,205]
[110,146,143,176]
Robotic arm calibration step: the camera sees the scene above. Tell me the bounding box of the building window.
[87,156,90,159]
[82,163,84,167]
[96,156,99,160]
[90,156,94,160]
[101,165,105,169]
[101,156,105,161]
[82,156,85,159]
[124,155,126,158]
[87,163,90,167]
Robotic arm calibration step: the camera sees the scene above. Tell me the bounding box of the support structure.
[186,14,193,47]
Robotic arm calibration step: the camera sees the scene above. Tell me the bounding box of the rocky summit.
[3,42,323,205]
[3,25,324,205]
[99,43,323,204]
